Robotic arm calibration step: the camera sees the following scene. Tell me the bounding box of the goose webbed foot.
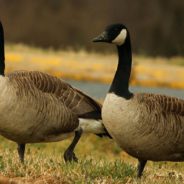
[137,159,147,178]
[17,143,25,163]
[64,128,83,163]
[64,150,78,162]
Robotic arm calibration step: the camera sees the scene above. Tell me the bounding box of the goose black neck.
[109,36,132,99]
[0,22,5,76]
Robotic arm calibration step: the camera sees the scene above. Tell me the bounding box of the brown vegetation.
[5,44,184,89]
[0,0,184,56]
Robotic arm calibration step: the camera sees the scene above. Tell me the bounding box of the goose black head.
[93,24,128,46]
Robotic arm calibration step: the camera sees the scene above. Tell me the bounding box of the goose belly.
[0,80,74,143]
[0,92,43,142]
[102,93,184,161]
[0,96,73,143]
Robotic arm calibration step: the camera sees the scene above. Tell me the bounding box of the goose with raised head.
[93,23,184,177]
[0,21,111,163]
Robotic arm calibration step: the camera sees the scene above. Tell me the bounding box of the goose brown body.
[103,93,184,161]
[0,71,102,143]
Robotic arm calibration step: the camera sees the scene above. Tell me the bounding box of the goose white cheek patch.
[112,29,127,46]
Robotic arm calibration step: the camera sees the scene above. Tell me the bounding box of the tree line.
[0,0,183,56]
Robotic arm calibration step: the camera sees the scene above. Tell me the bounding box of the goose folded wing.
[8,71,102,119]
[137,93,184,117]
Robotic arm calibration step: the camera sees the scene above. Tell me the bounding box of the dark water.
[66,79,184,99]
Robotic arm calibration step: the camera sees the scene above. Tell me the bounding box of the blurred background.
[0,0,184,56]
[1,0,184,100]
[0,1,184,183]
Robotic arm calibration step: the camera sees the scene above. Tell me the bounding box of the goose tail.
[77,118,112,139]
[96,127,112,139]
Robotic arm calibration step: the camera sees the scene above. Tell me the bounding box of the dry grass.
[1,44,184,183]
[0,135,184,183]
[5,44,184,89]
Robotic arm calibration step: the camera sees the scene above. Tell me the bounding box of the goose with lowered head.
[0,21,111,163]
[93,23,184,177]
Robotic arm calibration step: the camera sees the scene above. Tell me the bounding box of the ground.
[0,135,184,183]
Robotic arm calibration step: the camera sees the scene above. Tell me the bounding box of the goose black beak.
[93,31,109,43]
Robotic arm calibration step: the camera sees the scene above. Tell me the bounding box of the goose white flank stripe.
[77,118,105,134]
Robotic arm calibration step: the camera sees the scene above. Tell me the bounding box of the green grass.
[0,135,184,183]
[0,135,136,183]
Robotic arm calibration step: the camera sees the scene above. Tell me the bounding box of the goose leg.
[137,159,147,178]
[64,128,83,162]
[17,143,25,163]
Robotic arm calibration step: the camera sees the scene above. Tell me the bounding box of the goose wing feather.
[8,76,79,136]
[137,93,184,116]
[135,93,184,147]
[8,71,102,119]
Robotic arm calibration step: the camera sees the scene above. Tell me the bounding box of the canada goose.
[0,21,111,163]
[93,23,184,177]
